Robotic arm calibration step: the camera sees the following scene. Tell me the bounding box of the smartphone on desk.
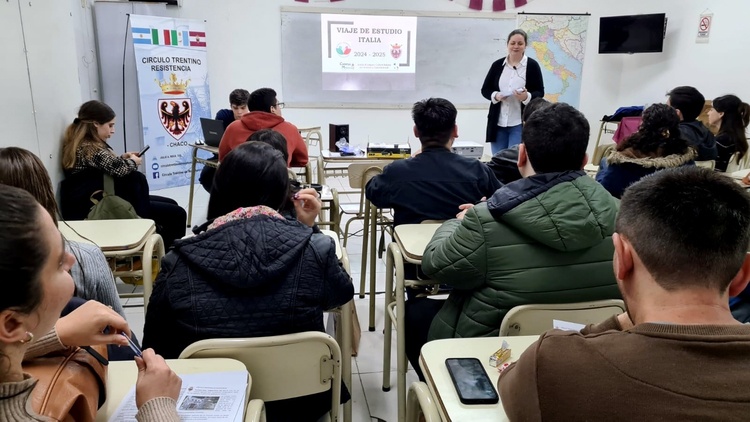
[136,145,150,157]
[445,357,499,405]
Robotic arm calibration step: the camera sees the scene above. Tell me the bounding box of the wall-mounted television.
[599,13,666,54]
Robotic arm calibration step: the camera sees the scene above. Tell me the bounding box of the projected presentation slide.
[321,14,417,91]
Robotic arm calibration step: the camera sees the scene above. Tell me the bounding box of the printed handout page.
[553,319,586,332]
[109,370,248,422]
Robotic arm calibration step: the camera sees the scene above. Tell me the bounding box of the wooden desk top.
[59,219,156,252]
[419,336,539,422]
[393,224,441,263]
[96,358,248,422]
[298,126,322,132]
[321,150,372,160]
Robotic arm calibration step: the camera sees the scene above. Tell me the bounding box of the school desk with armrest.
[59,218,165,311]
[382,223,442,422]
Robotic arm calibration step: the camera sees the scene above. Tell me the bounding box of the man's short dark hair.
[412,98,457,147]
[229,89,250,107]
[522,102,589,173]
[248,129,289,164]
[617,167,750,292]
[522,98,552,124]
[667,86,705,122]
[247,88,277,112]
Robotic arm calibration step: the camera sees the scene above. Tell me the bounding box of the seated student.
[143,142,353,422]
[366,98,501,227]
[59,100,187,249]
[667,86,718,161]
[192,130,293,235]
[0,185,181,421]
[417,103,620,378]
[0,147,125,317]
[217,88,308,167]
[596,103,696,198]
[708,94,750,172]
[199,88,251,193]
[499,167,750,420]
[487,97,552,184]
[248,129,290,164]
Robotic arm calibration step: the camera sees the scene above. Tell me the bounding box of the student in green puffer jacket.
[418,103,621,353]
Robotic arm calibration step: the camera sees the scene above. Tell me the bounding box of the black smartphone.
[445,357,499,405]
[136,145,150,157]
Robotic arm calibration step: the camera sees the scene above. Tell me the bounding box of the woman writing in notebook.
[481,28,545,154]
[0,184,181,421]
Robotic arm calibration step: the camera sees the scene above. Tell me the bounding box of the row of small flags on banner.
[132,27,206,47]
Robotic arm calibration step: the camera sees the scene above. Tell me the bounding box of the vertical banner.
[130,14,211,190]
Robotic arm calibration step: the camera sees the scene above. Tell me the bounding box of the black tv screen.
[599,13,666,54]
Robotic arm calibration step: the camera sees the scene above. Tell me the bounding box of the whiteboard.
[281,8,516,109]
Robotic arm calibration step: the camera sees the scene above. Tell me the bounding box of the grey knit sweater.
[66,241,125,317]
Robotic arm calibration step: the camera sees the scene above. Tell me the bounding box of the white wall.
[4,0,749,189]
[166,0,750,156]
[0,0,84,187]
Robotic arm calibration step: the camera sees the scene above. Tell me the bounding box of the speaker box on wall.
[329,124,349,152]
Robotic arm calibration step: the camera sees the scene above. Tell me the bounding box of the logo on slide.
[391,44,402,59]
[336,42,352,56]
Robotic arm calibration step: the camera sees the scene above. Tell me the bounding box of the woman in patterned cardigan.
[60,100,186,249]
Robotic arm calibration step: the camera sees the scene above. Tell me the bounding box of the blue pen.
[121,333,143,357]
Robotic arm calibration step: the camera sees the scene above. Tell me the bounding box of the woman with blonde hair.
[708,94,750,172]
[59,100,186,249]
[0,147,125,317]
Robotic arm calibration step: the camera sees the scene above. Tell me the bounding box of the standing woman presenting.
[482,29,544,154]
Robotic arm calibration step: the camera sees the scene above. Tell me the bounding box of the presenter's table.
[418,336,539,421]
[59,219,164,310]
[187,143,220,226]
[96,358,249,422]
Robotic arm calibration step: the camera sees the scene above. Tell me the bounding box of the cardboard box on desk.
[366,143,411,159]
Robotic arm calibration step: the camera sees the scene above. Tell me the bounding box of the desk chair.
[499,299,626,336]
[244,400,266,422]
[382,232,442,422]
[406,382,441,422]
[339,162,390,247]
[695,160,716,170]
[179,332,343,422]
[726,152,750,173]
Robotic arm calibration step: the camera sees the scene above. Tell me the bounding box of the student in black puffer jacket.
[143,142,354,422]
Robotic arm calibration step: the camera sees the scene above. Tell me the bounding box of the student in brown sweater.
[0,185,181,421]
[499,166,750,421]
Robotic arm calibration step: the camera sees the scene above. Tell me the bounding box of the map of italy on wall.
[518,15,589,108]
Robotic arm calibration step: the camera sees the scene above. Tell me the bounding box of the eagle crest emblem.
[158,99,192,140]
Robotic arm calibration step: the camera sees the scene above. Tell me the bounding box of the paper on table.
[553,319,586,332]
[108,370,248,422]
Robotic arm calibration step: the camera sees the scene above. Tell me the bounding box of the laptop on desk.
[200,118,225,147]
